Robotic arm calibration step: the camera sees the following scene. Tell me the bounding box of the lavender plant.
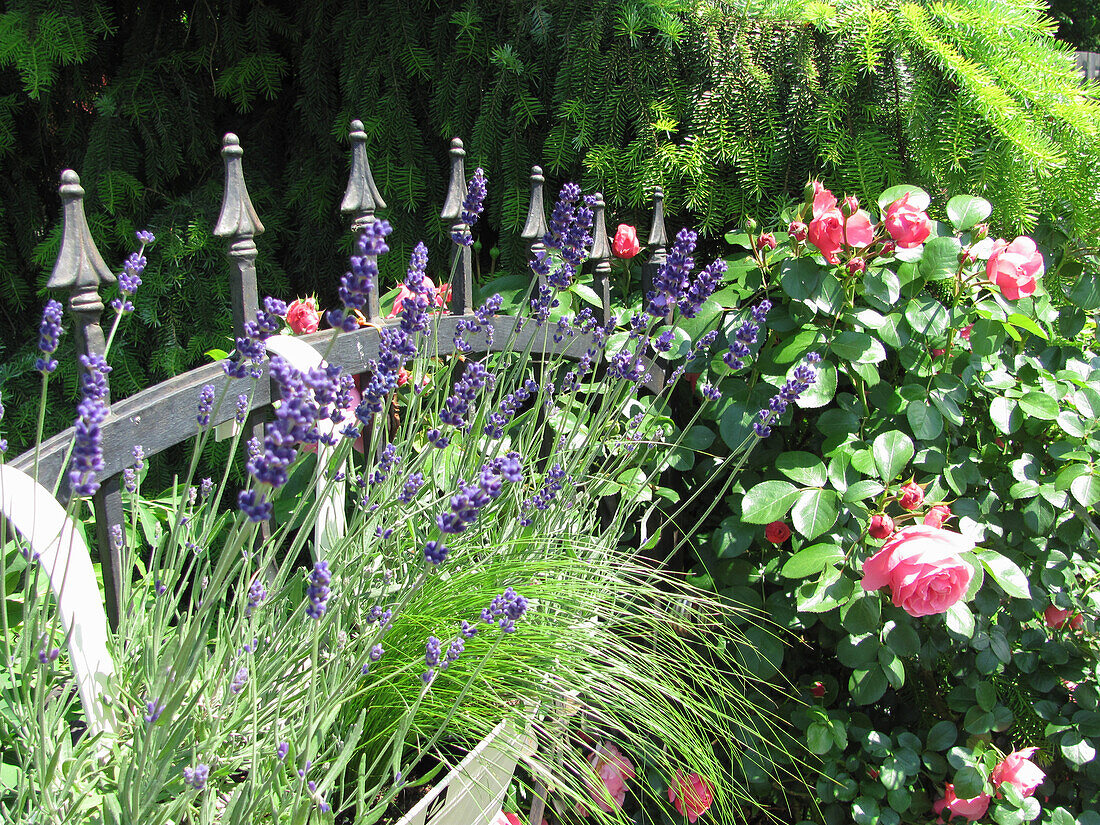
[0,185,809,825]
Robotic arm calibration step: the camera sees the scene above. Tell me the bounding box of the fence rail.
[10,122,669,627]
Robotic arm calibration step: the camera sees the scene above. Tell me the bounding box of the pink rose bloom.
[933,784,991,822]
[669,772,714,823]
[579,742,635,815]
[811,182,837,218]
[986,236,1043,300]
[286,297,320,334]
[924,504,952,528]
[992,748,1045,798]
[860,525,974,617]
[897,482,925,510]
[612,224,642,259]
[884,194,932,248]
[807,207,874,264]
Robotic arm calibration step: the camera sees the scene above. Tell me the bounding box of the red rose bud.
[765,521,791,544]
[923,504,951,528]
[841,195,859,216]
[931,348,947,357]
[960,324,973,341]
[612,224,641,259]
[994,437,1005,449]
[867,768,880,781]
[756,232,777,251]
[811,681,826,698]
[846,258,866,275]
[1070,613,1085,630]
[880,241,896,255]
[286,297,320,334]
[869,514,895,539]
[897,482,924,511]
[788,221,808,242]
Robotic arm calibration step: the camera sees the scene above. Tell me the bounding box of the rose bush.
[664,182,1100,824]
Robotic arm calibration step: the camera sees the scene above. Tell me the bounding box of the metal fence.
[10,122,671,627]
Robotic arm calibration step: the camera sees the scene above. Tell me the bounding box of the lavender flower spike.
[306,560,331,619]
[452,168,488,246]
[37,299,64,373]
[754,352,821,438]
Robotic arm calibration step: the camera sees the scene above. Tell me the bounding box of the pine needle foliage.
[1,0,1098,452]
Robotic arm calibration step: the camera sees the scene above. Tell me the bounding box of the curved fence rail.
[10,123,671,627]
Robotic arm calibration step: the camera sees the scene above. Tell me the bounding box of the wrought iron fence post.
[441,138,473,315]
[214,133,265,340]
[587,193,613,326]
[521,166,549,286]
[641,186,667,298]
[341,119,387,322]
[47,170,125,628]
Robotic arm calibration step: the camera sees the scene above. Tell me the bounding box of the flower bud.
[959,248,976,264]
[802,181,818,202]
[764,521,791,544]
[811,681,826,698]
[880,241,896,256]
[972,223,989,242]
[897,482,924,511]
[841,195,859,217]
[756,232,777,251]
[846,258,866,276]
[788,221,808,242]
[744,217,758,234]
[923,504,952,528]
[868,514,894,539]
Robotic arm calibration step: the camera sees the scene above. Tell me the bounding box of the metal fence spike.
[341,119,387,217]
[214,133,265,239]
[521,166,548,241]
[440,138,467,221]
[47,170,114,292]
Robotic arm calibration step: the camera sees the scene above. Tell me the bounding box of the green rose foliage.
[687,185,1100,823]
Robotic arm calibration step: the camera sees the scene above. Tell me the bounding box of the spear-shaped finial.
[441,138,472,315]
[47,170,115,296]
[646,186,668,253]
[213,133,263,340]
[440,138,467,222]
[214,133,264,240]
[521,165,548,242]
[588,193,612,325]
[341,119,387,222]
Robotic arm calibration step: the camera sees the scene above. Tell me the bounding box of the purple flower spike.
[37,299,64,373]
[452,168,488,246]
[754,352,821,438]
[306,560,331,620]
[197,384,215,426]
[183,763,209,791]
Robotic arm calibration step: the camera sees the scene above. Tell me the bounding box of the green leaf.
[920,236,962,281]
[832,331,886,364]
[795,361,837,409]
[946,602,975,639]
[873,430,915,482]
[849,665,888,705]
[882,620,920,657]
[807,721,834,755]
[1068,274,1100,311]
[1005,313,1048,341]
[904,295,950,339]
[979,552,1031,599]
[852,796,881,825]
[781,544,844,578]
[953,766,985,799]
[780,257,824,302]
[990,397,1022,434]
[946,195,992,231]
[776,451,827,486]
[1019,392,1059,420]
[711,516,751,559]
[926,721,957,751]
[907,402,944,440]
[791,488,839,540]
[1070,473,1100,507]
[1060,732,1095,766]
[741,480,800,524]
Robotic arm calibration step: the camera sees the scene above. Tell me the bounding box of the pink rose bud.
[960,324,973,341]
[611,224,641,259]
[923,504,952,528]
[756,232,777,251]
[765,521,791,544]
[811,681,826,698]
[841,195,860,216]
[880,240,896,255]
[668,772,714,824]
[972,222,989,242]
[986,236,1044,301]
[580,742,635,815]
[860,525,975,617]
[811,182,838,218]
[992,748,1045,798]
[847,258,866,275]
[934,784,991,822]
[931,348,948,357]
[897,482,924,510]
[867,768,879,781]
[959,248,976,264]
[286,297,320,334]
[884,194,932,248]
[869,514,895,540]
[788,221,808,242]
